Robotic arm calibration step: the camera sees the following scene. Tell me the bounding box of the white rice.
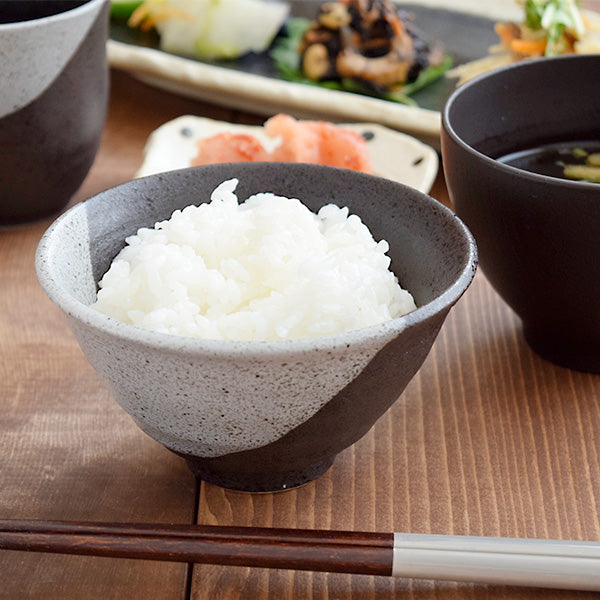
[92,178,416,341]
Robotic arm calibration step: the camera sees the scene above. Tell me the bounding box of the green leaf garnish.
[110,0,143,20]
[524,0,544,29]
[401,54,453,96]
[269,17,308,72]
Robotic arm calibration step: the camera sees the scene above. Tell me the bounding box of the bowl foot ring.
[179,454,335,493]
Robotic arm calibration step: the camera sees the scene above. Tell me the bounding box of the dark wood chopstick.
[0,520,393,576]
[2,520,600,591]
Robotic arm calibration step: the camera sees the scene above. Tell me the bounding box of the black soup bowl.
[442,54,600,373]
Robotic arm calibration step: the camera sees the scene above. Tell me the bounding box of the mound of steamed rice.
[92,178,416,341]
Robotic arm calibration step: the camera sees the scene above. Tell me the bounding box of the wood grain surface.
[2,14,600,596]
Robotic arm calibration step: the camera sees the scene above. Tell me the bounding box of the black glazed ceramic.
[36,163,477,492]
[0,0,109,224]
[442,55,600,373]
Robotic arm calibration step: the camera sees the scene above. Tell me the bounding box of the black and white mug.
[0,0,109,223]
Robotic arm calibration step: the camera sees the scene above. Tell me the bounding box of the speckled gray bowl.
[36,163,477,492]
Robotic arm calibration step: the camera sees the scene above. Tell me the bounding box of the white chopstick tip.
[392,533,600,591]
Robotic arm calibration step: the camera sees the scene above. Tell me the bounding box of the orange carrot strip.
[494,22,518,47]
[509,38,547,56]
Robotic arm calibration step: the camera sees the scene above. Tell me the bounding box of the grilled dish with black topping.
[271,0,451,105]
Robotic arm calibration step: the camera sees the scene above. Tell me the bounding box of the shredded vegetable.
[447,0,600,84]
[509,0,586,56]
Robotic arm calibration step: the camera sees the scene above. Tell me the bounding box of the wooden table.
[2,65,600,599]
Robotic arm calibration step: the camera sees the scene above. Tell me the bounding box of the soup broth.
[0,1,88,23]
[498,140,600,183]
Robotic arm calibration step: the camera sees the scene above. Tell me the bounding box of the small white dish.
[136,115,439,193]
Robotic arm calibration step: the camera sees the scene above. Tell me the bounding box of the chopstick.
[0,521,391,576]
[1,520,600,591]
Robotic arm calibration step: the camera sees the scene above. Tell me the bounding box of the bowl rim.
[442,54,600,191]
[35,165,478,357]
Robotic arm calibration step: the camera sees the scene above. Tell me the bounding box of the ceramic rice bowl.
[36,163,477,492]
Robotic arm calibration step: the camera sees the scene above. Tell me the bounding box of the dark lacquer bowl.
[35,162,476,492]
[442,54,600,373]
